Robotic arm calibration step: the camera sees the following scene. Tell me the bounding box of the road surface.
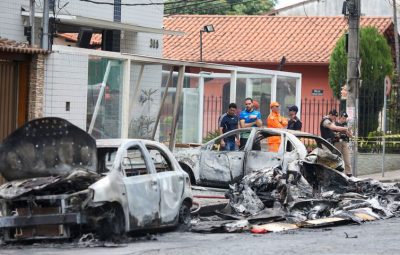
[2,217,400,255]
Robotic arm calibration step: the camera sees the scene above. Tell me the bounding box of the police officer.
[334,112,353,177]
[320,109,350,144]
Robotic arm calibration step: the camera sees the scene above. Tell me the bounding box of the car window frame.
[146,145,175,173]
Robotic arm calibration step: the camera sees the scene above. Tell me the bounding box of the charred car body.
[0,118,192,241]
[174,128,344,188]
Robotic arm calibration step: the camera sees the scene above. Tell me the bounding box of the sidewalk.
[357,169,400,183]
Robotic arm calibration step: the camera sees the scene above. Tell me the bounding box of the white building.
[0,0,171,139]
[268,0,398,24]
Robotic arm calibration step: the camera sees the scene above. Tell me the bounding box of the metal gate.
[0,60,18,142]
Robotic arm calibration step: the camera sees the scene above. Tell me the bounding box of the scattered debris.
[344,232,358,239]
[191,156,400,234]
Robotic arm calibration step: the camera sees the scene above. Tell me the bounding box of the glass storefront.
[276,76,297,115]
[87,57,123,139]
[83,51,301,145]
[235,76,272,125]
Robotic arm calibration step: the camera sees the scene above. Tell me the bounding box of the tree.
[329,27,394,137]
[164,0,276,15]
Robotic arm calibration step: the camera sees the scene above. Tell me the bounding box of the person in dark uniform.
[334,112,353,176]
[219,103,240,151]
[287,105,302,131]
[320,109,350,144]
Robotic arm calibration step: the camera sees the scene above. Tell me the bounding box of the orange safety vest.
[266,112,288,152]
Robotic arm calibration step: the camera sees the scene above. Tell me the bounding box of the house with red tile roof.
[164,15,393,99]
[163,15,395,133]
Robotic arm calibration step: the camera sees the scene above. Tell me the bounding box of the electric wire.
[79,0,197,6]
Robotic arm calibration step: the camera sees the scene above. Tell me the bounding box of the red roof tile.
[57,33,102,45]
[0,37,49,54]
[163,15,393,64]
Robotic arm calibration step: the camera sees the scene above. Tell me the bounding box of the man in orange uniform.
[266,101,288,152]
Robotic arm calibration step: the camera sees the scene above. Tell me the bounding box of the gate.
[0,60,18,141]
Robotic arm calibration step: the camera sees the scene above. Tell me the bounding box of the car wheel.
[178,203,191,230]
[97,205,125,241]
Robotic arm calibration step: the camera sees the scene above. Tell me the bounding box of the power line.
[164,0,222,11]
[79,0,194,7]
[165,0,258,14]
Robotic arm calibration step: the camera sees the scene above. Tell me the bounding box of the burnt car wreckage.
[190,163,400,234]
[174,128,345,188]
[174,128,400,233]
[0,118,192,241]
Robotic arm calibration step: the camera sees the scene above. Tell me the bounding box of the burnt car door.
[121,142,161,230]
[146,145,184,225]
[281,134,301,172]
[199,129,249,186]
[245,130,284,174]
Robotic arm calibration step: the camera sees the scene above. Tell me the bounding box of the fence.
[203,95,223,137]
[202,95,400,153]
[300,97,341,135]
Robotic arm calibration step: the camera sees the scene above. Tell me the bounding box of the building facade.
[0,0,166,138]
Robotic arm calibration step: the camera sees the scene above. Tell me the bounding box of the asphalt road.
[2,217,400,255]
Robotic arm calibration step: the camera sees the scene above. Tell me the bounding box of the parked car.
[174,127,344,188]
[0,117,192,241]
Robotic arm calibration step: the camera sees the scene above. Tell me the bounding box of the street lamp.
[200,24,215,62]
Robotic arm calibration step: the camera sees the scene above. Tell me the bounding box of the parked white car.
[0,118,192,241]
[174,127,344,188]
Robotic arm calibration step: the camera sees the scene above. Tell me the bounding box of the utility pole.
[346,0,361,176]
[30,0,36,46]
[41,0,50,50]
[393,0,400,77]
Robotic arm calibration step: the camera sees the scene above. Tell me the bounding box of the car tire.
[178,203,191,230]
[97,205,125,241]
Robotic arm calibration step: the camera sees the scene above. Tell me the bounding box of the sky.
[276,0,305,8]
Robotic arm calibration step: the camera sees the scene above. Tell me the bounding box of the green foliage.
[203,129,221,143]
[329,27,394,137]
[165,0,276,15]
[328,36,347,98]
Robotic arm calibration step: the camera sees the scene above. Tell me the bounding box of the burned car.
[174,128,344,188]
[0,118,192,241]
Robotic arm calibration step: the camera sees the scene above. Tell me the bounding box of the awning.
[0,37,49,54]
[21,11,184,36]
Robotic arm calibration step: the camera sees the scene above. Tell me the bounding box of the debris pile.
[192,158,400,234]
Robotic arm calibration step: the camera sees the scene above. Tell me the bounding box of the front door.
[245,131,284,174]
[199,150,245,186]
[122,144,161,229]
[146,145,184,225]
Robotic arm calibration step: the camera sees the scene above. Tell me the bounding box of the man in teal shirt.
[239,98,262,149]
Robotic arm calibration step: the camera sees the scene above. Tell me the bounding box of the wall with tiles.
[43,51,89,129]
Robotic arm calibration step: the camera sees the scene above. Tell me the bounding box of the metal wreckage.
[0,117,192,242]
[190,145,400,234]
[0,117,399,240]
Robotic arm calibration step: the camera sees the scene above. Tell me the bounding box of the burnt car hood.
[0,117,97,181]
[0,169,101,199]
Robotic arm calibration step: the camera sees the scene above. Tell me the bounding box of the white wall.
[121,31,163,57]
[0,0,28,42]
[276,0,394,17]
[55,0,162,28]
[0,0,164,48]
[43,51,89,129]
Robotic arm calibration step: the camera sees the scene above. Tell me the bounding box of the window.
[97,148,117,174]
[286,140,295,152]
[252,132,282,152]
[122,146,148,177]
[204,130,249,152]
[147,146,173,173]
[297,137,318,153]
